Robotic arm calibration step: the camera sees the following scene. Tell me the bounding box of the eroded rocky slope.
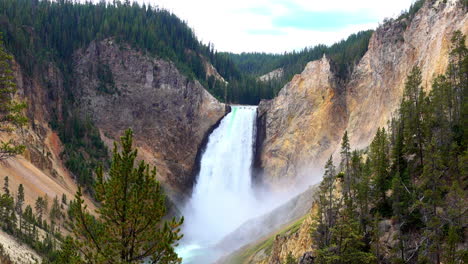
[0,39,226,212]
[257,0,468,188]
[73,39,226,200]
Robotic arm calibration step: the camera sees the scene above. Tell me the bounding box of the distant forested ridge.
[0,0,376,106]
[0,0,283,105]
[224,30,373,92]
[0,0,250,191]
[224,0,427,96]
[0,0,428,191]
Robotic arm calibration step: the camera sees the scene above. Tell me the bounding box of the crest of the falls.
[178,105,262,263]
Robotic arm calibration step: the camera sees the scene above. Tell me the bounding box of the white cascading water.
[177,105,259,263]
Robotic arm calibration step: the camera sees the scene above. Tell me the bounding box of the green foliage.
[369,128,391,215]
[313,32,468,263]
[51,236,83,264]
[225,30,374,95]
[0,177,64,262]
[285,252,296,264]
[52,114,109,194]
[97,63,117,95]
[0,0,272,104]
[0,33,27,159]
[70,129,183,263]
[35,196,48,224]
[397,0,425,22]
[340,131,351,198]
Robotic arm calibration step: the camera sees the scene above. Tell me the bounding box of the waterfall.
[177,105,259,263]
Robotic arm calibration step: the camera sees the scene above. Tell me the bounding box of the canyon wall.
[73,39,226,199]
[0,39,226,210]
[257,0,468,189]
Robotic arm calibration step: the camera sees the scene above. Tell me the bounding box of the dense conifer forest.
[312,31,467,263]
[224,30,373,94]
[1,0,466,263]
[0,0,381,193]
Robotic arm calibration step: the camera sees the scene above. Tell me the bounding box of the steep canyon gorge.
[257,0,467,190]
[0,0,467,263]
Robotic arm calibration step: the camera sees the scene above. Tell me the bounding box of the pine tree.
[15,184,24,233]
[53,236,83,264]
[3,176,9,196]
[50,195,62,224]
[0,190,15,233]
[71,129,184,263]
[35,196,47,225]
[369,128,391,215]
[0,34,27,160]
[62,193,67,205]
[314,156,338,249]
[316,205,376,264]
[340,131,352,199]
[352,151,370,233]
[401,66,426,169]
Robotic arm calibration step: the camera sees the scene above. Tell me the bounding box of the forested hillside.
[313,31,467,263]
[225,30,373,93]
[0,0,279,105]
[0,0,380,191]
[0,0,234,193]
[224,0,427,96]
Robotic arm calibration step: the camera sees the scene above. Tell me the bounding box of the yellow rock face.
[258,56,347,189]
[258,1,468,190]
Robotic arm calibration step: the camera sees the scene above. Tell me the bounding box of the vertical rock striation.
[73,39,226,200]
[257,0,468,189]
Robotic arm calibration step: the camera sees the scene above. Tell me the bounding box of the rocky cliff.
[258,68,284,82]
[257,56,346,187]
[257,0,468,188]
[73,39,226,200]
[0,39,226,210]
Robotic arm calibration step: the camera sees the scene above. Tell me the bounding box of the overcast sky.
[138,0,415,54]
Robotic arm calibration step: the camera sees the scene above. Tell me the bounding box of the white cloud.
[135,0,416,53]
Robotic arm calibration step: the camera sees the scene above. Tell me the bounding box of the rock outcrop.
[73,39,226,200]
[257,55,347,186]
[1,38,226,210]
[258,68,284,82]
[257,0,468,188]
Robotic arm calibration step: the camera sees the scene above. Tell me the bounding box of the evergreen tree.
[62,194,67,205]
[0,190,15,233]
[316,205,376,264]
[35,196,47,225]
[50,195,62,224]
[314,156,338,249]
[351,151,370,233]
[71,129,183,263]
[3,176,9,196]
[15,184,24,232]
[0,34,27,159]
[53,236,83,264]
[369,128,391,215]
[401,66,426,169]
[340,131,352,199]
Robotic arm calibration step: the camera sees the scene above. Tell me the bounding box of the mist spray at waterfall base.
[176,105,284,263]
